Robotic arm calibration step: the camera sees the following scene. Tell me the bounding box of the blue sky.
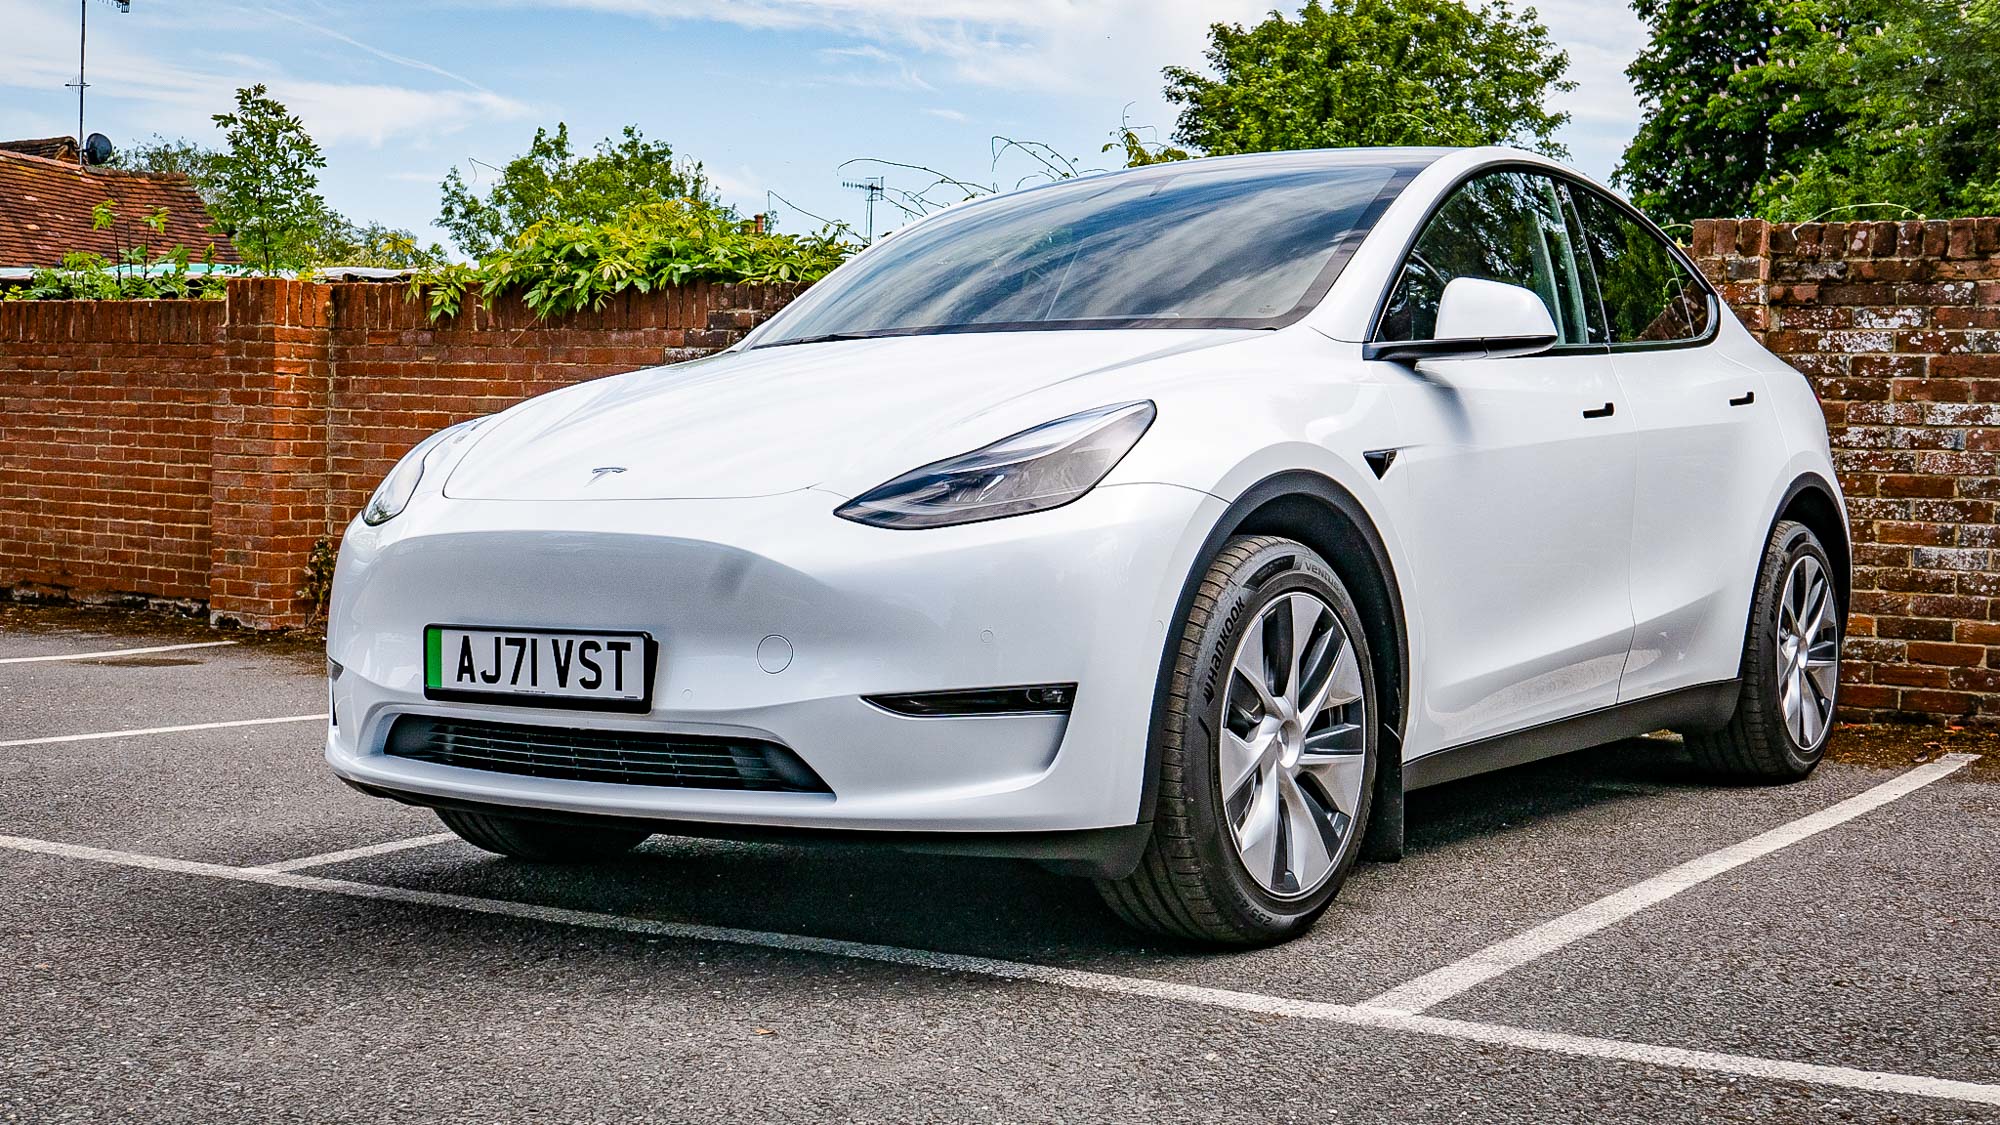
[2,0,1648,252]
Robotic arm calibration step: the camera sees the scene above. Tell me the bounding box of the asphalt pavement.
[2,605,1994,1124]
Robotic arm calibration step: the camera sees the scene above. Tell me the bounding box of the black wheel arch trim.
[1137,470,1411,852]
[1767,471,1851,615]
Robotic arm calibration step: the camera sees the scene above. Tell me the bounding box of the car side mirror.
[1364,277,1560,363]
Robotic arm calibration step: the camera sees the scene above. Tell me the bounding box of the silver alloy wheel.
[1777,555,1840,750]
[1220,590,1367,898]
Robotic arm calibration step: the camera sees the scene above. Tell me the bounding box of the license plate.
[424,626,655,712]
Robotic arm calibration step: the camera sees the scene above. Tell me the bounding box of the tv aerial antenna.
[67,0,132,167]
[842,176,885,244]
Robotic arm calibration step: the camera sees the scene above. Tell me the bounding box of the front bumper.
[325,483,1222,835]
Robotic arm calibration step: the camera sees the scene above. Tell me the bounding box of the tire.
[1097,535,1378,945]
[435,807,651,863]
[1682,519,1841,782]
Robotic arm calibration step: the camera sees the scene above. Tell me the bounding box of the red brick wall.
[0,300,226,608]
[1693,218,2000,724]
[0,278,803,628]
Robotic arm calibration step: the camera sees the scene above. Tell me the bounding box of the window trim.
[1364,160,1720,356]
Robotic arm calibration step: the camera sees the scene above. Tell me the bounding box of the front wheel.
[1681,519,1842,782]
[1097,535,1377,945]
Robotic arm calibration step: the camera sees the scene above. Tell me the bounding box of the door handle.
[1582,402,1615,419]
[1729,391,1756,407]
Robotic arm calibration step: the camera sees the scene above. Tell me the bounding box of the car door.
[1563,186,1793,700]
[1372,169,1637,750]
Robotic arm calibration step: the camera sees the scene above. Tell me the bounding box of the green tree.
[1749,0,2000,220]
[437,124,719,256]
[1163,0,1573,157]
[1615,1,1877,223]
[206,84,332,272]
[110,134,220,185]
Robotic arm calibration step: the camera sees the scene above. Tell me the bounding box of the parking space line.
[0,640,237,665]
[1362,753,1979,1016]
[0,832,1994,1108]
[250,833,459,873]
[0,713,327,748]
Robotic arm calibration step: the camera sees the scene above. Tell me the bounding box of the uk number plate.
[424,626,654,711]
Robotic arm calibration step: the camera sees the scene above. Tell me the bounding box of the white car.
[326,147,1847,944]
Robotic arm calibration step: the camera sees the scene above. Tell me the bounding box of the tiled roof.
[0,146,239,268]
[0,136,81,161]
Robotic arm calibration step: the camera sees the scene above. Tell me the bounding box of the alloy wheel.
[1220,590,1368,898]
[1776,555,1840,750]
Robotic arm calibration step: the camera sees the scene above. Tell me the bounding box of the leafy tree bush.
[1619,0,2000,223]
[438,124,718,256]
[2,201,224,302]
[1163,0,1573,156]
[205,84,337,273]
[411,200,851,322]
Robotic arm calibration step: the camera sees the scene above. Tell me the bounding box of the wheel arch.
[1138,470,1412,859]
[1773,472,1851,615]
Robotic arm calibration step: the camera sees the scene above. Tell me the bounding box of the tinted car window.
[1377,171,1600,345]
[1569,187,1711,344]
[752,160,1407,345]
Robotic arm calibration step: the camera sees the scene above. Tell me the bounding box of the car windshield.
[751,157,1416,346]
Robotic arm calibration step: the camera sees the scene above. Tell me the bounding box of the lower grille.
[385,715,829,793]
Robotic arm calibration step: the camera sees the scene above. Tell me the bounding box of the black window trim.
[1363,159,1721,357]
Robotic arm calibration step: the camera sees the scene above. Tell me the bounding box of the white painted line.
[0,832,1993,1108]
[250,833,460,873]
[1363,753,1979,1016]
[0,640,237,665]
[0,713,327,748]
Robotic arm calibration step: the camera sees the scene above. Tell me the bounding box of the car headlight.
[835,401,1156,529]
[360,419,484,526]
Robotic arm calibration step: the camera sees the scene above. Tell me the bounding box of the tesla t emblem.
[587,466,626,485]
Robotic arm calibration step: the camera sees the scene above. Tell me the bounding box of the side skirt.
[1404,679,1741,791]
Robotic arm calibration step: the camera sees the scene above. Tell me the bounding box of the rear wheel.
[1097,535,1376,945]
[1682,519,1841,782]
[435,807,651,863]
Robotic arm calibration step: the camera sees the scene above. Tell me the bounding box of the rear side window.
[1376,170,1600,346]
[1569,188,1712,344]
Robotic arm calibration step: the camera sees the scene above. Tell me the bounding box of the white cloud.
[924,107,968,123]
[0,0,532,149]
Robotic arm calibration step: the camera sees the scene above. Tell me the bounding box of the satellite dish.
[83,133,114,166]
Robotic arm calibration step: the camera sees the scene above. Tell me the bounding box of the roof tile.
[0,147,239,268]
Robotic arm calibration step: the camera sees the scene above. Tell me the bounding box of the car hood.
[443,329,1253,501]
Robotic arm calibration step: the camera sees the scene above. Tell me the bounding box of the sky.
[0,0,1649,252]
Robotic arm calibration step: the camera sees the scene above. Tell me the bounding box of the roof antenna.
[67,0,132,168]
[841,176,884,245]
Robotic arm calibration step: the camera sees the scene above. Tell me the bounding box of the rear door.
[1563,186,1793,700]
[1373,169,1637,750]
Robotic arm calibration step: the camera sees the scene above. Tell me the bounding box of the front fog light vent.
[864,683,1077,718]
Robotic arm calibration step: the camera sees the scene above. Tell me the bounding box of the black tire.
[435,807,651,863]
[1096,535,1378,946]
[1682,519,1841,782]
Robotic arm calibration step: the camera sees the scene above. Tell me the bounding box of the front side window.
[1569,187,1712,345]
[751,159,1413,346]
[1377,171,1601,346]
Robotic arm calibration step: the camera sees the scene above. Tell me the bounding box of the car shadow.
[385,736,1711,964]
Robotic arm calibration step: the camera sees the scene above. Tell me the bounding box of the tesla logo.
[586,466,626,485]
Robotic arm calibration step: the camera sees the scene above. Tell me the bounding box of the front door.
[1372,169,1637,750]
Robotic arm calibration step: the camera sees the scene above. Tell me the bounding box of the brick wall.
[5,243,1999,725]
[0,278,803,628]
[0,300,226,609]
[1693,217,2000,724]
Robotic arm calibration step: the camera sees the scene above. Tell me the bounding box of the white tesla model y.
[327,147,1847,944]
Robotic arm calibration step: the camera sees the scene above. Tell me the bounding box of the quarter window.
[1568,187,1712,344]
[1377,171,1601,346]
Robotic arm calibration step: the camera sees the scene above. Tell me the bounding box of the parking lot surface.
[3,605,1996,1123]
